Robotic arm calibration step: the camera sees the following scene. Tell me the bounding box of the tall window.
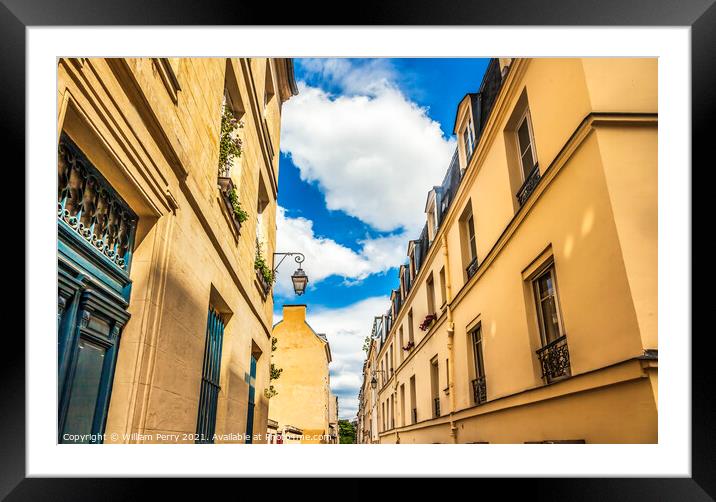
[196,306,225,443]
[467,214,477,263]
[400,384,406,427]
[470,325,487,404]
[398,327,404,361]
[407,309,414,345]
[245,351,259,443]
[517,111,537,180]
[409,375,417,424]
[533,264,570,382]
[426,273,436,315]
[462,209,478,280]
[463,116,475,160]
[533,266,564,345]
[430,357,440,418]
[439,267,447,307]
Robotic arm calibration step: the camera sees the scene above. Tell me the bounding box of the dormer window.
[425,189,438,243]
[463,116,475,160]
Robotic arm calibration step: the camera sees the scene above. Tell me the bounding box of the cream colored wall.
[270,305,331,443]
[58,57,290,443]
[369,58,657,444]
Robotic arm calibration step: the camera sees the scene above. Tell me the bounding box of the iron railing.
[466,257,478,279]
[412,408,418,424]
[516,164,541,206]
[472,376,487,405]
[433,398,441,417]
[536,335,571,382]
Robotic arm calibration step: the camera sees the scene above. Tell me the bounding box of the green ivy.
[218,106,243,174]
[255,248,275,285]
[264,336,283,399]
[226,187,249,224]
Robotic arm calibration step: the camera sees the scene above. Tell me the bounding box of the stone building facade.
[57,57,297,443]
[358,58,658,444]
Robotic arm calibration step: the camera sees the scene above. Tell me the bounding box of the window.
[426,273,436,315]
[533,266,564,345]
[400,384,406,427]
[532,264,570,382]
[516,110,537,180]
[398,327,404,361]
[467,214,477,263]
[264,60,275,110]
[470,325,487,404]
[460,204,479,280]
[407,309,414,345]
[196,306,225,443]
[430,356,440,418]
[438,267,447,307]
[256,176,270,255]
[463,116,475,160]
[409,376,417,424]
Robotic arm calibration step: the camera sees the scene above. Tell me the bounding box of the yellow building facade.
[57,57,297,443]
[270,305,336,444]
[358,58,657,444]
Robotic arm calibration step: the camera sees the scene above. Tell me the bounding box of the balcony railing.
[412,408,417,424]
[466,257,478,279]
[471,376,487,405]
[433,398,441,417]
[516,164,541,206]
[536,335,571,382]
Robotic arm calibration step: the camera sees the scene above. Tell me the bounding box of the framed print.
[4,0,710,497]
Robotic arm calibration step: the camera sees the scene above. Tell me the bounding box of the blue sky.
[275,58,488,418]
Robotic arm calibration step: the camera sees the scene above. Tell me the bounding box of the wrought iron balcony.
[471,376,487,405]
[433,397,441,417]
[536,335,571,382]
[466,257,478,279]
[516,164,541,206]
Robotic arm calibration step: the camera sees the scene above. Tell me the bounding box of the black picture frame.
[5,0,708,498]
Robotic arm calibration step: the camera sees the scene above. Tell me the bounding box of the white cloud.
[297,58,397,96]
[273,206,407,296]
[281,60,455,234]
[274,296,390,419]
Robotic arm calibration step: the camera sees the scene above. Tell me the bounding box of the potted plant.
[418,313,437,331]
[254,247,274,295]
[402,340,415,351]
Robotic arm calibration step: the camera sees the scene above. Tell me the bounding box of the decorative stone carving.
[58,135,138,272]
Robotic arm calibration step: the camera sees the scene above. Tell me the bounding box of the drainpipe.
[441,233,458,443]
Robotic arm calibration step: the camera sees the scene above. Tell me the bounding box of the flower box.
[418,313,437,331]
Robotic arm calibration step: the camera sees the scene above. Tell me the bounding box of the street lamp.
[273,252,309,296]
[370,369,387,390]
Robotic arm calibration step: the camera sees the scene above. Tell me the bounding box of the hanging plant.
[218,106,243,176]
[255,248,275,285]
[226,187,249,224]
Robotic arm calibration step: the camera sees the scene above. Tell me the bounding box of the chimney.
[282,304,307,322]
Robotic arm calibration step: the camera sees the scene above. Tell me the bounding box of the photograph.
[55,56,658,445]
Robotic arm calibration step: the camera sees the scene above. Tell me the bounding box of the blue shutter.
[196,307,225,443]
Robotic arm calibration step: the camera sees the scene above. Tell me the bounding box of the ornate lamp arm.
[272,252,305,274]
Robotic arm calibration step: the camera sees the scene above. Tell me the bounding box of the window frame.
[515,108,538,181]
[532,264,565,347]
